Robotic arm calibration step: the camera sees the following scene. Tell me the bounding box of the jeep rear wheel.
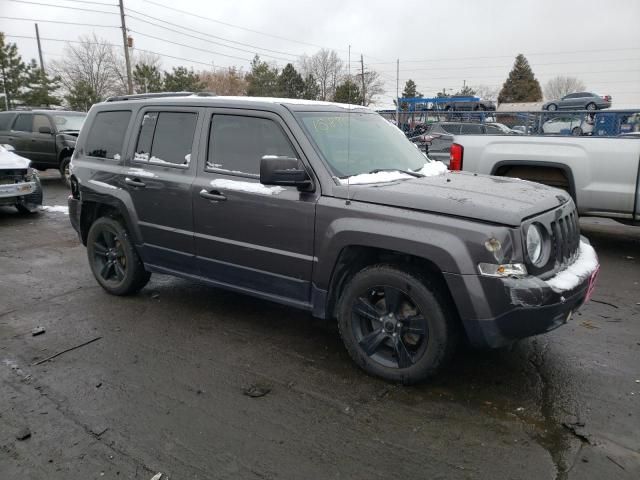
[87,217,150,295]
[337,265,457,384]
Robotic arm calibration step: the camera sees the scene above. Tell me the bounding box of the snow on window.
[134,152,150,162]
[209,179,284,195]
[184,153,191,165]
[113,153,121,161]
[545,241,599,292]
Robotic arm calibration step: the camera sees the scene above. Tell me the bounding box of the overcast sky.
[2,0,639,106]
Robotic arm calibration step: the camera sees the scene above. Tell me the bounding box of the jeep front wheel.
[337,265,457,384]
[87,217,150,295]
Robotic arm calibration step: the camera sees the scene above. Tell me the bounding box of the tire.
[15,176,43,214]
[571,127,582,136]
[336,264,458,384]
[59,156,71,188]
[586,102,597,111]
[546,103,557,111]
[86,217,150,295]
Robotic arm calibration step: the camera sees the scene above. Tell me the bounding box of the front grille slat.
[549,207,580,269]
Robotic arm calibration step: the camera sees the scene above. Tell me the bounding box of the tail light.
[450,143,463,170]
[602,95,611,102]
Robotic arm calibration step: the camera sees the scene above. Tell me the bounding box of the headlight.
[526,224,543,265]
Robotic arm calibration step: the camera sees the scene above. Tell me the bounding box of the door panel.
[29,114,57,164]
[193,109,318,305]
[125,108,202,274]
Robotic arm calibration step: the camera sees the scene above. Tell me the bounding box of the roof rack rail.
[105,91,216,102]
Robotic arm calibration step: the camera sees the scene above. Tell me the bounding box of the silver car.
[543,92,611,111]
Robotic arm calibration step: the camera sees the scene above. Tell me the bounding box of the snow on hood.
[0,145,30,169]
[338,161,448,185]
[545,241,599,292]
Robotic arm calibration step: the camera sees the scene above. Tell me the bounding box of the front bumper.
[0,181,36,199]
[446,240,599,348]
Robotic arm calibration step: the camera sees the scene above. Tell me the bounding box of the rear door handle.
[199,189,226,202]
[125,177,146,188]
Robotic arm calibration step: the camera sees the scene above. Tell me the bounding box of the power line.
[379,57,640,74]
[399,69,640,83]
[53,0,117,5]
[125,12,296,63]
[126,8,300,59]
[368,47,640,65]
[5,33,243,71]
[128,29,253,63]
[5,0,118,14]
[0,16,120,28]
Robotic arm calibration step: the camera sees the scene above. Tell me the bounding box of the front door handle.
[125,177,146,188]
[199,189,226,202]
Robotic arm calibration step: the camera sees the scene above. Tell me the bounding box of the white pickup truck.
[448,136,640,223]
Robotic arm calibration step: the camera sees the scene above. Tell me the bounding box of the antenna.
[346,44,352,206]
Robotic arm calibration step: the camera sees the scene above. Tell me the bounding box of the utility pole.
[395,58,399,126]
[360,54,366,106]
[1,63,8,111]
[35,24,45,72]
[118,0,133,94]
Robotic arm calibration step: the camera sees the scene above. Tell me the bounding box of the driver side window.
[206,115,296,176]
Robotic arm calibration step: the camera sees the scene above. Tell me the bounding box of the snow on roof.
[497,102,545,112]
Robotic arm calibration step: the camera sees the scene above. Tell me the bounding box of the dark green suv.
[0,110,86,186]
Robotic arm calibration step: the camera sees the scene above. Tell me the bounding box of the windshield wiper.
[368,168,424,178]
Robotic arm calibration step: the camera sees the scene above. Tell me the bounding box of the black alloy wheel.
[337,265,457,384]
[86,217,150,295]
[351,285,428,369]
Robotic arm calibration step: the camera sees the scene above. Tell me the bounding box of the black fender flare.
[490,160,577,204]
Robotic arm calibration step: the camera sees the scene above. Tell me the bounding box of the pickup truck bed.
[450,135,640,222]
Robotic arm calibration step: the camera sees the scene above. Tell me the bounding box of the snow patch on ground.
[89,180,119,190]
[545,241,599,292]
[41,205,69,214]
[210,179,285,195]
[338,161,448,185]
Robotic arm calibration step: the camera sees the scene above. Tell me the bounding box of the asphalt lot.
[1,175,639,480]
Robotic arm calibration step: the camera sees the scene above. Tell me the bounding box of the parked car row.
[0,109,86,186]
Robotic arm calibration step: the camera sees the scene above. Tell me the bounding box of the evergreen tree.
[302,74,320,100]
[245,55,279,97]
[277,63,304,99]
[402,79,421,98]
[133,63,163,93]
[498,54,542,103]
[65,80,99,112]
[454,85,476,96]
[163,66,203,92]
[20,59,60,107]
[0,33,29,109]
[333,79,362,104]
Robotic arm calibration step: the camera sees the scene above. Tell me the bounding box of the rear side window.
[207,115,296,175]
[85,111,131,159]
[134,111,197,165]
[460,124,483,134]
[0,113,14,130]
[13,114,32,132]
[440,123,460,134]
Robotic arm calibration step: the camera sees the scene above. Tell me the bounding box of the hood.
[341,171,569,226]
[0,146,30,169]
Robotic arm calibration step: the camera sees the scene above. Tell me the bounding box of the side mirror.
[260,156,312,188]
[38,126,52,134]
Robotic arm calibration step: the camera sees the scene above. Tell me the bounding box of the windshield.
[53,113,86,132]
[297,111,429,177]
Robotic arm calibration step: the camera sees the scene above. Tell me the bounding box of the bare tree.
[299,49,343,101]
[544,76,586,100]
[472,84,500,102]
[50,34,123,101]
[199,67,247,95]
[355,70,385,106]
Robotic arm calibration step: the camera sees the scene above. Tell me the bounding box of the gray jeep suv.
[68,93,599,383]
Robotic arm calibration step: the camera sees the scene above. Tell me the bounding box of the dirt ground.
[1,175,639,479]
